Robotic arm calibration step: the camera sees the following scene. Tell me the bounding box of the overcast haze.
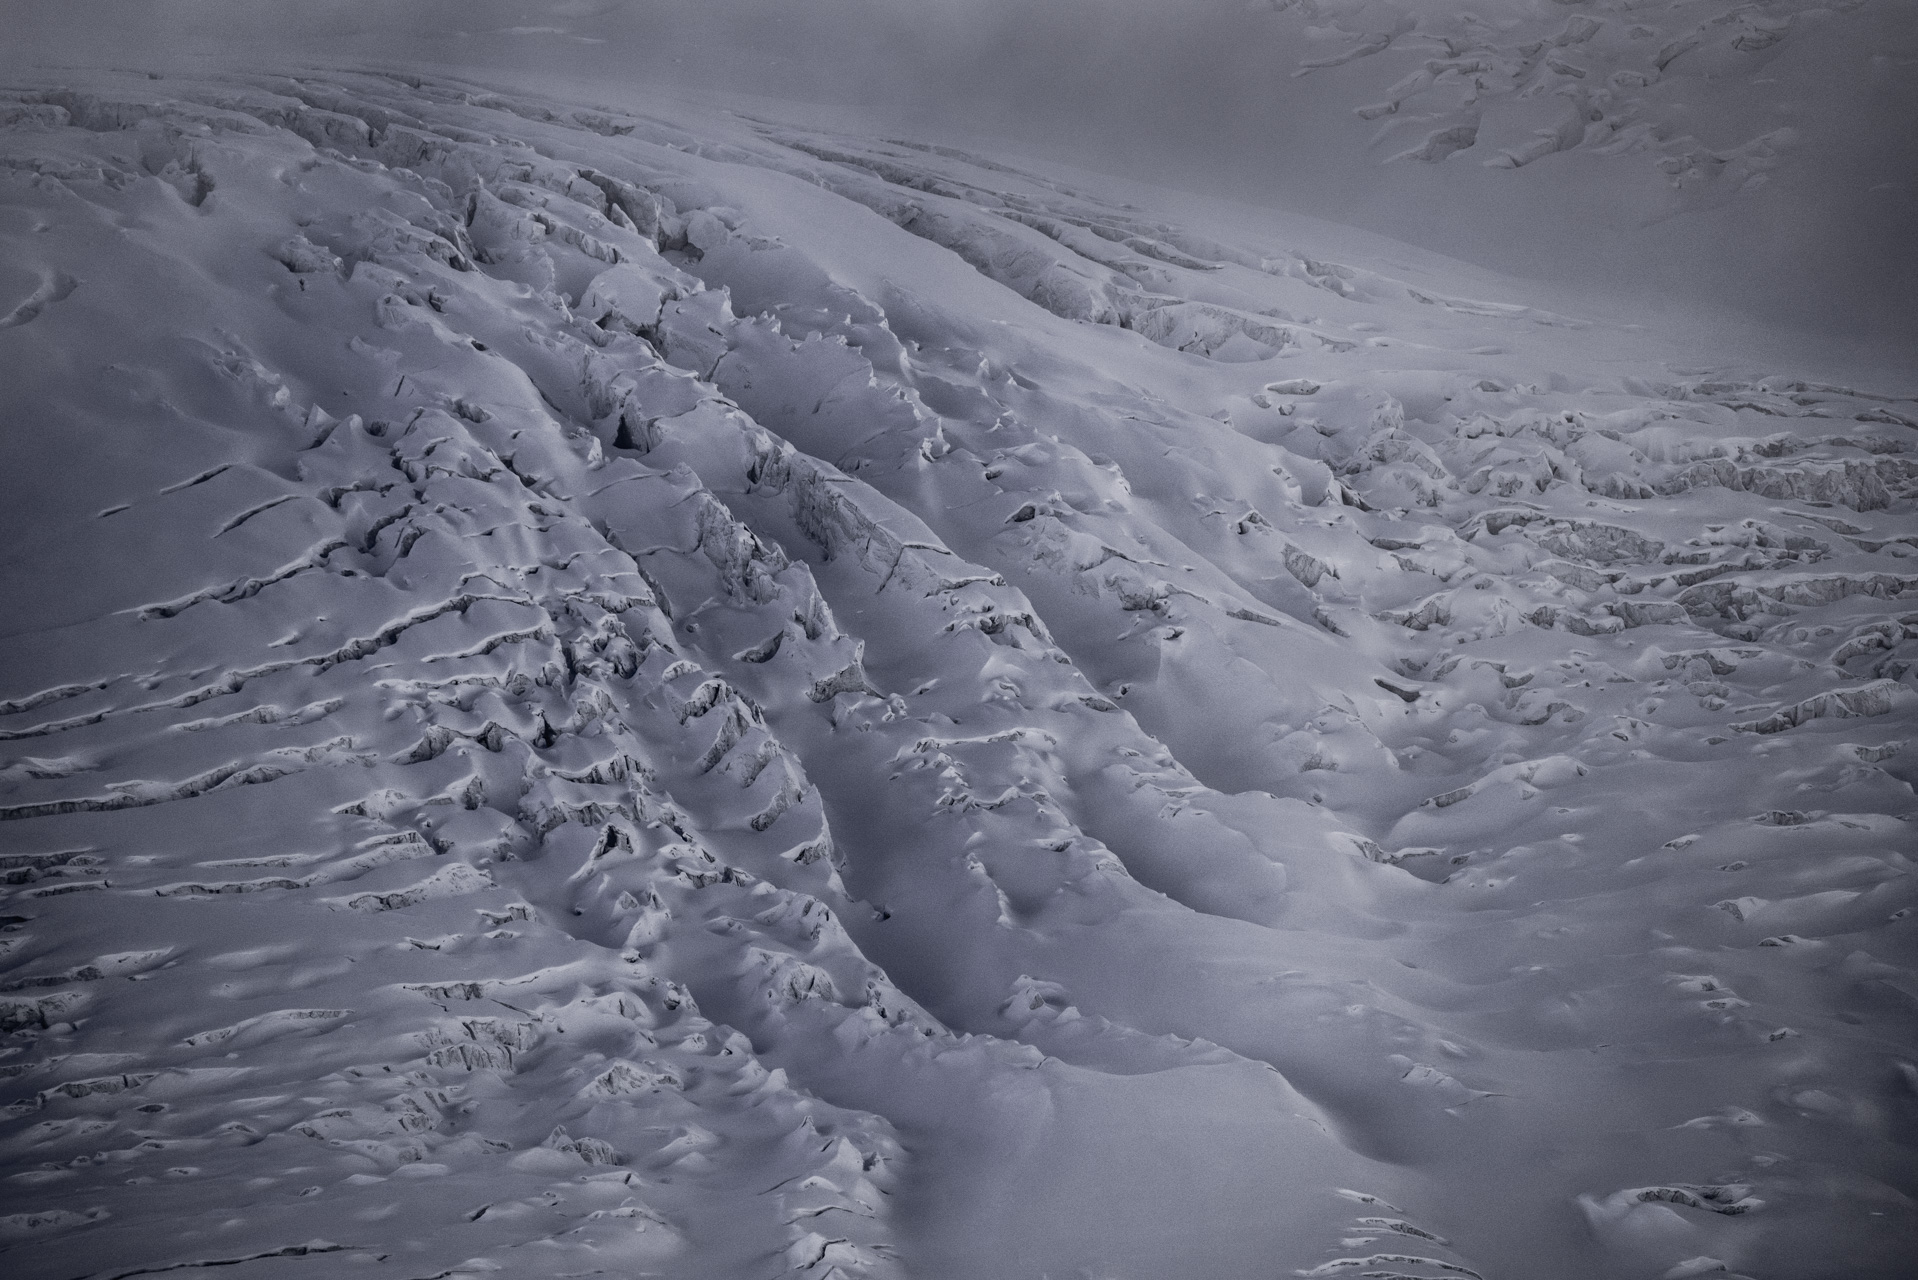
[7,0,1916,355]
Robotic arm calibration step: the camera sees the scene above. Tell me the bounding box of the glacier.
[0,28,1914,1280]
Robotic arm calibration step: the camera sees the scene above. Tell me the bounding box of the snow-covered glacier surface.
[0,65,1915,1280]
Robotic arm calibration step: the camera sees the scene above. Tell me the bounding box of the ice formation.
[0,58,1912,1280]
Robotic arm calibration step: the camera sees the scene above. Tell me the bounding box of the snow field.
[0,67,1913,1280]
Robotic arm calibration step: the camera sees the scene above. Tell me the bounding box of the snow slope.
[0,65,1914,1280]
[11,0,1911,345]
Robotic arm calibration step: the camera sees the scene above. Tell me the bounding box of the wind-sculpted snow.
[0,69,1913,1280]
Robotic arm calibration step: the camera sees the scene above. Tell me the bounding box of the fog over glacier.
[1,4,1915,1280]
[8,0,1918,349]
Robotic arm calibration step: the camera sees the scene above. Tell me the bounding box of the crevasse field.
[1,6,1915,1280]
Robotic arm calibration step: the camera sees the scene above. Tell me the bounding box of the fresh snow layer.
[0,66,1913,1280]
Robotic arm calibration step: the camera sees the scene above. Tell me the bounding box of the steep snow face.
[0,69,1913,1280]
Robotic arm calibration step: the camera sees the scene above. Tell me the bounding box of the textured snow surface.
[1268,0,1850,174]
[0,67,1914,1280]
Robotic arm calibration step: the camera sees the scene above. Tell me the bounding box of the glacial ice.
[0,57,1911,1280]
